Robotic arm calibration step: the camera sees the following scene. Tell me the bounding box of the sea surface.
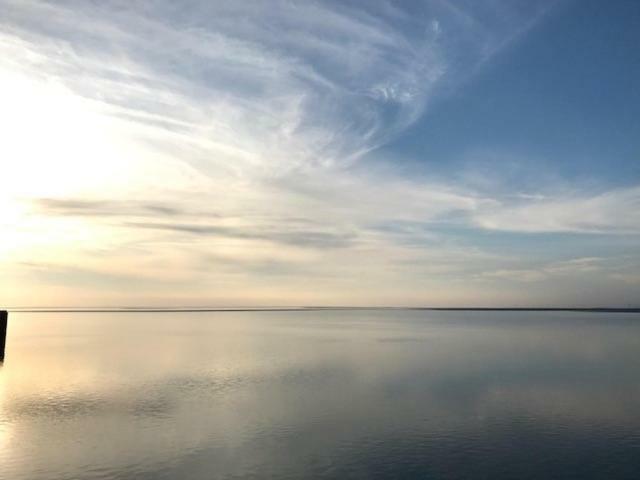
[1,310,639,479]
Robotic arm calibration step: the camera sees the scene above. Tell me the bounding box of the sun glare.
[1,69,119,197]
[0,67,134,259]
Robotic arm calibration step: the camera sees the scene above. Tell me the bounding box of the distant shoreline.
[6,307,640,313]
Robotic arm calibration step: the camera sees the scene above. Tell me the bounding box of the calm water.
[1,310,639,479]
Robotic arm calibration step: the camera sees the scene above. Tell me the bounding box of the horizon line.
[4,306,640,313]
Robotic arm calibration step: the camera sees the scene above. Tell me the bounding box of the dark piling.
[0,310,7,361]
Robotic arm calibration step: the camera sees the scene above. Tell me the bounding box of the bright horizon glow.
[1,0,639,308]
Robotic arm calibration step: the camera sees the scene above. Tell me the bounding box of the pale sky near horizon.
[1,0,639,307]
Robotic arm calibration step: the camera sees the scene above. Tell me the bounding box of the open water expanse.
[1,310,639,479]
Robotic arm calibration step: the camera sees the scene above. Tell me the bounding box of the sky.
[1,0,639,307]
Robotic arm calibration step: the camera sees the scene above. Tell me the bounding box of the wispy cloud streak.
[1,0,554,174]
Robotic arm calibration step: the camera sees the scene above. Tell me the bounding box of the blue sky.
[383,0,640,183]
[1,0,639,307]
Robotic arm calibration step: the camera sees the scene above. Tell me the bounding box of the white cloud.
[0,0,556,174]
[479,257,607,283]
[473,186,640,234]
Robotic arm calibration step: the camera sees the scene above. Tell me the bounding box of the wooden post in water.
[0,310,7,361]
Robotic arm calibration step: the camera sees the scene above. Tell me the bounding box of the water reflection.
[1,311,639,479]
